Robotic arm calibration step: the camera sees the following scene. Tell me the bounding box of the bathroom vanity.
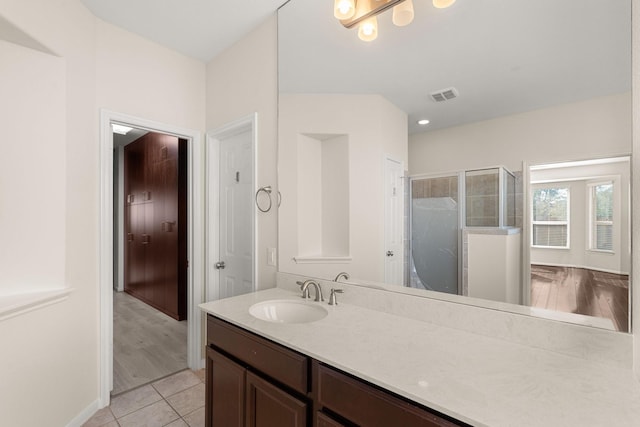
[200,284,640,427]
[205,315,460,426]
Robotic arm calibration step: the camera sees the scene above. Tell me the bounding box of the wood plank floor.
[113,291,188,395]
[530,265,629,332]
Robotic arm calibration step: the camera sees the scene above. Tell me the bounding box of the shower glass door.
[410,174,460,294]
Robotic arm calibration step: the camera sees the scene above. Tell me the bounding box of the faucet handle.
[328,288,344,305]
[297,281,310,299]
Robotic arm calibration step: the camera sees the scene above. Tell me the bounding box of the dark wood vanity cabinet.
[206,314,466,427]
[205,316,310,427]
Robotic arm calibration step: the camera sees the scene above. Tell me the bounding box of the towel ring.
[255,186,273,213]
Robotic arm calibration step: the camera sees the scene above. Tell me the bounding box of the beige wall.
[0,0,207,425]
[0,40,66,294]
[278,93,408,282]
[96,20,206,131]
[0,1,99,425]
[632,0,640,380]
[409,92,632,175]
[205,16,279,290]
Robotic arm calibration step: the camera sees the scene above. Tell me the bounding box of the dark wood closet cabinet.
[124,132,187,321]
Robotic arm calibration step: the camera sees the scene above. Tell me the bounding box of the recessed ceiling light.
[112,124,133,135]
[417,119,430,125]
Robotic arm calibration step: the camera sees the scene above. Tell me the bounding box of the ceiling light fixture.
[433,0,457,9]
[334,0,356,20]
[358,16,378,41]
[417,119,430,125]
[336,0,455,41]
[392,0,414,27]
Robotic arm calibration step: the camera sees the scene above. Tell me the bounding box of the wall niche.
[295,133,350,262]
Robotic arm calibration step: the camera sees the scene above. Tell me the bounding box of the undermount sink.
[249,299,328,323]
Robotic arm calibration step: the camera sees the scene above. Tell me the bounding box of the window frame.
[587,180,615,254]
[531,185,571,249]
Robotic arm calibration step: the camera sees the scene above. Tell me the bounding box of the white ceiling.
[279,0,632,133]
[81,0,631,134]
[80,0,287,61]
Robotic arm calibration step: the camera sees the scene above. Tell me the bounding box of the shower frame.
[408,165,517,295]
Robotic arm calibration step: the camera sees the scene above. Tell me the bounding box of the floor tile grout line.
[89,369,204,427]
[109,373,205,426]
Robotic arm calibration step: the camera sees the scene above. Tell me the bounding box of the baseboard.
[65,399,101,427]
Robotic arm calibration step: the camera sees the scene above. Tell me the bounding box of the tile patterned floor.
[84,369,206,427]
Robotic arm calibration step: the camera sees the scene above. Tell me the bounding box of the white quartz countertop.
[199,288,640,427]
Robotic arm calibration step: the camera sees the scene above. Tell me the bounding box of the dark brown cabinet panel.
[206,347,245,427]
[207,316,308,394]
[246,371,307,427]
[315,412,347,427]
[123,132,187,320]
[314,361,462,427]
[206,319,310,427]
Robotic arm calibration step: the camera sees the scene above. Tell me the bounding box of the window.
[589,182,614,252]
[532,187,569,248]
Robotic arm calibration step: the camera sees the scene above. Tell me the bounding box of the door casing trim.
[98,109,204,407]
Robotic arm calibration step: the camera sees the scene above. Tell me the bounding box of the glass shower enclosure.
[409,174,460,294]
[409,167,516,295]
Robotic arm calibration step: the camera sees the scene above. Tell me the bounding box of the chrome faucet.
[300,279,324,302]
[328,288,344,305]
[334,272,350,282]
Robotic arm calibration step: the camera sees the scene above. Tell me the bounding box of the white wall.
[409,92,632,175]
[0,40,66,294]
[467,233,521,304]
[278,93,408,282]
[0,1,99,425]
[0,1,207,425]
[205,16,278,290]
[95,20,206,132]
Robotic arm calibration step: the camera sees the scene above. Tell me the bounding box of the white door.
[206,115,256,302]
[384,157,404,285]
[218,130,254,299]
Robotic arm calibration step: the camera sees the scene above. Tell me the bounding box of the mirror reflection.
[277,0,632,331]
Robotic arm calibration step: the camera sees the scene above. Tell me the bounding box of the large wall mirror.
[277,0,632,332]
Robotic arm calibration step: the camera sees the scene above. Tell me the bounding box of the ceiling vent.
[430,87,459,102]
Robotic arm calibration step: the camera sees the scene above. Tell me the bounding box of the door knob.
[215,261,226,269]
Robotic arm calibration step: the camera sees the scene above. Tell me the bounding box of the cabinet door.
[316,411,346,427]
[206,348,245,427]
[246,371,307,427]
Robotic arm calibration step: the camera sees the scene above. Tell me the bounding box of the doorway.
[526,156,631,332]
[112,128,189,394]
[99,110,204,407]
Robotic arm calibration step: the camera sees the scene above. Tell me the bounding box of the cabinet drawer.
[207,315,308,394]
[314,362,462,427]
